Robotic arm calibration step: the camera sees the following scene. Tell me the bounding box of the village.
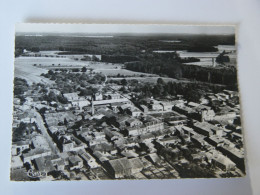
[11,63,244,181]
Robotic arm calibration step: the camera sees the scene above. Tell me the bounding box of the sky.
[15,23,235,35]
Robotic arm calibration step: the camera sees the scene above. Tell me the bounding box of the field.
[14,57,54,84]
[14,56,157,84]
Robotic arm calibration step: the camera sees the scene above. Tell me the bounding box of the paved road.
[33,109,60,155]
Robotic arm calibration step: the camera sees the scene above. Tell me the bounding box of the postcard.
[11,24,245,181]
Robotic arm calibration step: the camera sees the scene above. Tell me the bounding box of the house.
[78,150,99,168]
[218,144,245,171]
[146,153,161,165]
[194,122,224,137]
[63,93,79,101]
[200,109,215,121]
[12,140,30,155]
[90,143,117,155]
[139,105,148,113]
[206,151,236,171]
[148,101,163,111]
[93,151,109,163]
[158,136,181,146]
[126,119,164,136]
[22,148,52,163]
[31,135,51,151]
[104,157,144,178]
[125,118,143,127]
[119,104,132,113]
[160,102,173,111]
[34,157,56,173]
[71,100,90,110]
[19,111,36,124]
[107,94,121,100]
[191,134,207,147]
[68,155,84,170]
[94,92,103,101]
[127,107,142,117]
[193,122,214,136]
[205,135,224,147]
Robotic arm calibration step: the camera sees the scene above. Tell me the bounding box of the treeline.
[125,53,183,78]
[101,55,139,63]
[180,57,200,63]
[128,78,224,103]
[182,65,237,87]
[187,45,218,52]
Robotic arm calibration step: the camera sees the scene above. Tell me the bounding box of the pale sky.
[16,23,235,35]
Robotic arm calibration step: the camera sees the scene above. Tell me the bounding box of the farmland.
[14,57,54,84]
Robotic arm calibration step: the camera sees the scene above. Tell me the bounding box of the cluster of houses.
[11,72,244,181]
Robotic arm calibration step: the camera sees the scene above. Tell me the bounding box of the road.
[33,109,60,155]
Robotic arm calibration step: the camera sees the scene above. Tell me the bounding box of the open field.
[17,56,119,68]
[14,57,54,85]
[14,56,156,84]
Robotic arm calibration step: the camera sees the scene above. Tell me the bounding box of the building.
[12,140,30,156]
[158,136,181,146]
[34,157,56,173]
[63,93,79,101]
[94,92,103,101]
[160,102,173,111]
[125,118,143,127]
[104,157,144,178]
[22,148,52,163]
[68,155,84,170]
[127,107,142,117]
[71,100,90,110]
[206,151,236,171]
[126,120,164,136]
[11,156,24,170]
[78,150,99,168]
[139,105,148,113]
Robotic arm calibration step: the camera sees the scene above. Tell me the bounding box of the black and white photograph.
[11,24,245,181]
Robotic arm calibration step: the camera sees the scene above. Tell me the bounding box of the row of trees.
[182,65,237,87]
[129,78,224,103]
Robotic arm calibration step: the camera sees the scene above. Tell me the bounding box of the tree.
[121,79,128,86]
[81,66,87,72]
[64,118,68,126]
[92,55,100,61]
[48,91,57,102]
[57,95,68,104]
[157,78,165,85]
[216,51,230,64]
[48,70,54,75]
[39,107,47,115]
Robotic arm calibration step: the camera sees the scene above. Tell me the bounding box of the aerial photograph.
[10,24,245,181]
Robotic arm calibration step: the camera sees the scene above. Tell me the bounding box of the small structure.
[68,155,84,170]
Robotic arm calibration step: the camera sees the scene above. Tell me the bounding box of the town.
[11,33,245,181]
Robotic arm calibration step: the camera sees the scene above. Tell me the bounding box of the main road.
[33,108,60,155]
